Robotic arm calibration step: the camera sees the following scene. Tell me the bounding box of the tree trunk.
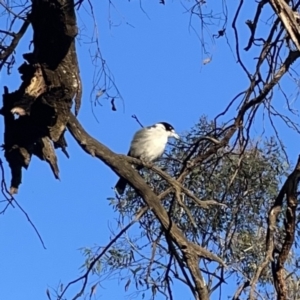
[0,0,81,194]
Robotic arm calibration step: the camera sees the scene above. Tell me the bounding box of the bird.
[115,122,179,195]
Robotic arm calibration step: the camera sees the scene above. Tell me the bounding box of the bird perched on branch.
[115,122,179,195]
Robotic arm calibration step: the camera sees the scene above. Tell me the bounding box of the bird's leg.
[140,157,154,168]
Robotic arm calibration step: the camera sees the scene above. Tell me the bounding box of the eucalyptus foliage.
[82,116,296,299]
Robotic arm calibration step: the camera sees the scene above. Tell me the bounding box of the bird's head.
[157,122,180,139]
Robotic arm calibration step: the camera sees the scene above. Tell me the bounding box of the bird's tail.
[115,178,128,195]
[115,165,143,195]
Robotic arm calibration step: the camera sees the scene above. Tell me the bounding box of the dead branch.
[0,0,81,194]
[0,20,29,71]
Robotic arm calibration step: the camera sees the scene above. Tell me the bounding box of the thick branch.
[268,0,300,51]
[67,112,226,299]
[249,155,300,299]
[273,156,300,300]
[1,0,81,193]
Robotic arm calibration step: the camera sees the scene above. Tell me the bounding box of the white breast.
[129,126,169,162]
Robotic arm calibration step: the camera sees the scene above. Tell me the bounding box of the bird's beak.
[170,130,180,139]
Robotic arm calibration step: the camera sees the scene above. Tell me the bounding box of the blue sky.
[0,1,299,300]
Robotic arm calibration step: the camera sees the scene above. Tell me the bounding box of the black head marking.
[158,122,175,132]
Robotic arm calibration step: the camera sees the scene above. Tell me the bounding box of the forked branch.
[66,112,226,300]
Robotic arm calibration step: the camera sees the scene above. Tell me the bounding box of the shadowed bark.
[0,0,81,194]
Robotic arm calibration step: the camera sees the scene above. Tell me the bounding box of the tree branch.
[268,0,300,51]
[0,19,29,71]
[67,112,226,299]
[249,155,300,299]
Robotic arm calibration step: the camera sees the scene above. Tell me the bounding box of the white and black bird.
[115,122,179,194]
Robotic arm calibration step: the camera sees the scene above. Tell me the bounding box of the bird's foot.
[140,158,153,168]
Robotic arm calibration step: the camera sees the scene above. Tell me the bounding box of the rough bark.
[0,0,81,194]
